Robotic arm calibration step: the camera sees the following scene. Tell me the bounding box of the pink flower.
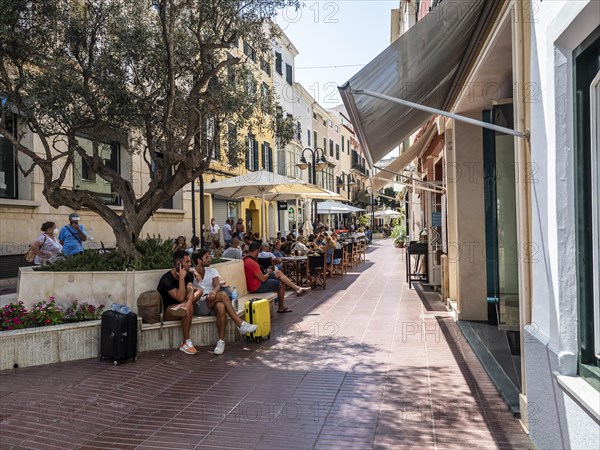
[44,319,51,324]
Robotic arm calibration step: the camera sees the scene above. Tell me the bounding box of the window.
[260,58,271,76]
[262,142,273,172]
[275,52,282,75]
[296,121,302,141]
[0,114,17,199]
[227,123,238,151]
[277,148,286,176]
[245,135,259,171]
[329,139,334,157]
[341,136,345,153]
[313,112,317,120]
[313,131,318,149]
[328,120,332,128]
[307,129,311,146]
[335,125,339,133]
[262,82,269,98]
[336,144,340,160]
[323,137,327,154]
[243,42,256,62]
[74,136,121,205]
[574,33,600,391]
[285,63,293,85]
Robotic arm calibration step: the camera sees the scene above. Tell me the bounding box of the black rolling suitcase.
[99,310,137,366]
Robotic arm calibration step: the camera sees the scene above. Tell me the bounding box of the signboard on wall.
[277,201,288,211]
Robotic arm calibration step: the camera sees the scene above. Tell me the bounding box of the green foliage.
[0,0,300,258]
[391,225,407,246]
[1,301,29,331]
[27,299,64,327]
[1,298,105,331]
[38,235,174,272]
[63,300,105,323]
[358,215,369,227]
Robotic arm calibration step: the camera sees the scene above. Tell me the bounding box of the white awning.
[369,123,437,192]
[339,0,490,166]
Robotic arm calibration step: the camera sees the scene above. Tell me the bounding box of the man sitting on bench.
[157,250,203,355]
[192,249,257,355]
[244,242,311,314]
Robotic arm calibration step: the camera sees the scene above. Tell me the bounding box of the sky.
[273,1,398,108]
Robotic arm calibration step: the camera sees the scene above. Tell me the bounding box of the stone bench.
[139,259,278,352]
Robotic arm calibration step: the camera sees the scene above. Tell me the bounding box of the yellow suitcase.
[244,298,271,342]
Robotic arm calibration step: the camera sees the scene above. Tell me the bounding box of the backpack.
[136,290,163,324]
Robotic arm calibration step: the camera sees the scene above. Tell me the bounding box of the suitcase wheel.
[113,360,119,366]
[98,355,103,361]
[267,333,270,340]
[133,355,137,362]
[254,337,261,344]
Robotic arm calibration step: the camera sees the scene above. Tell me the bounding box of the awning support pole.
[372,167,445,194]
[353,89,530,139]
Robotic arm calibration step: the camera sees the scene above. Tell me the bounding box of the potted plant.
[391,225,406,248]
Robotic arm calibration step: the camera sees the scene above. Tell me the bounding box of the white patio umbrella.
[316,201,365,214]
[264,189,344,235]
[374,209,403,218]
[203,170,327,240]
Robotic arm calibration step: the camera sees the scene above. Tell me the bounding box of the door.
[483,103,520,330]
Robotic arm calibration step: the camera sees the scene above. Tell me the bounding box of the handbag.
[25,235,47,263]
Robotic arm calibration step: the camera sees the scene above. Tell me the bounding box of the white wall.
[527,1,600,448]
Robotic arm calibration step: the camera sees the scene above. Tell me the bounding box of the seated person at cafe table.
[258,242,283,271]
[244,242,311,313]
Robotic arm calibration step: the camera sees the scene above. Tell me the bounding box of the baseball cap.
[69,213,81,222]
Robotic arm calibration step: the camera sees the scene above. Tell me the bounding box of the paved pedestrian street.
[0,240,532,450]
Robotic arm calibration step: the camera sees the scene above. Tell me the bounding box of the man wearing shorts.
[157,250,203,355]
[244,242,311,314]
[192,249,257,355]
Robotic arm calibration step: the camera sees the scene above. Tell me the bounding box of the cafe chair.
[257,257,273,272]
[343,242,356,270]
[330,247,345,277]
[305,253,327,289]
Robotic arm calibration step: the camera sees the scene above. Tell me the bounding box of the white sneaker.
[214,339,225,355]
[238,321,258,334]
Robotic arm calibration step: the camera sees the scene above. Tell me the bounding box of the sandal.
[296,287,311,297]
[277,308,293,313]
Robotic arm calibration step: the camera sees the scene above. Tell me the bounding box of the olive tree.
[0,0,298,257]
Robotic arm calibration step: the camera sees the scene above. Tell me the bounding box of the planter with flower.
[391,225,407,248]
[0,298,105,370]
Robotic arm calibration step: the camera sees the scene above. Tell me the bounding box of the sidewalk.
[0,240,532,450]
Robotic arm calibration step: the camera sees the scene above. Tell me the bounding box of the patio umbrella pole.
[295,197,299,238]
[262,190,266,241]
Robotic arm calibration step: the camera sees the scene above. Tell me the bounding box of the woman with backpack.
[29,221,63,265]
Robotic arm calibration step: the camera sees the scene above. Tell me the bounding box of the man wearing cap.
[58,213,87,256]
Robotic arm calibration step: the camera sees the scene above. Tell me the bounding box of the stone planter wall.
[16,259,247,310]
[0,320,101,370]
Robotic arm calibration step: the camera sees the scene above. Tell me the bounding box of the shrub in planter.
[37,235,174,272]
[1,301,30,331]
[0,298,105,331]
[63,300,105,323]
[391,225,407,248]
[28,298,64,327]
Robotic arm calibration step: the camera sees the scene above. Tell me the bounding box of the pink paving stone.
[0,240,532,450]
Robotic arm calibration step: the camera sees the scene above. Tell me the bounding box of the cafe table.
[280,255,307,286]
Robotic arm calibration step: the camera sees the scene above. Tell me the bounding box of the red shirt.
[243,256,262,292]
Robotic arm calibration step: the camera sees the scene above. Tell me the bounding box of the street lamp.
[337,172,356,202]
[365,185,375,229]
[296,147,328,226]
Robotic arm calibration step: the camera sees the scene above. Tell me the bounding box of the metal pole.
[353,89,528,138]
[370,193,375,228]
[199,176,205,247]
[191,178,196,237]
[312,155,318,230]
